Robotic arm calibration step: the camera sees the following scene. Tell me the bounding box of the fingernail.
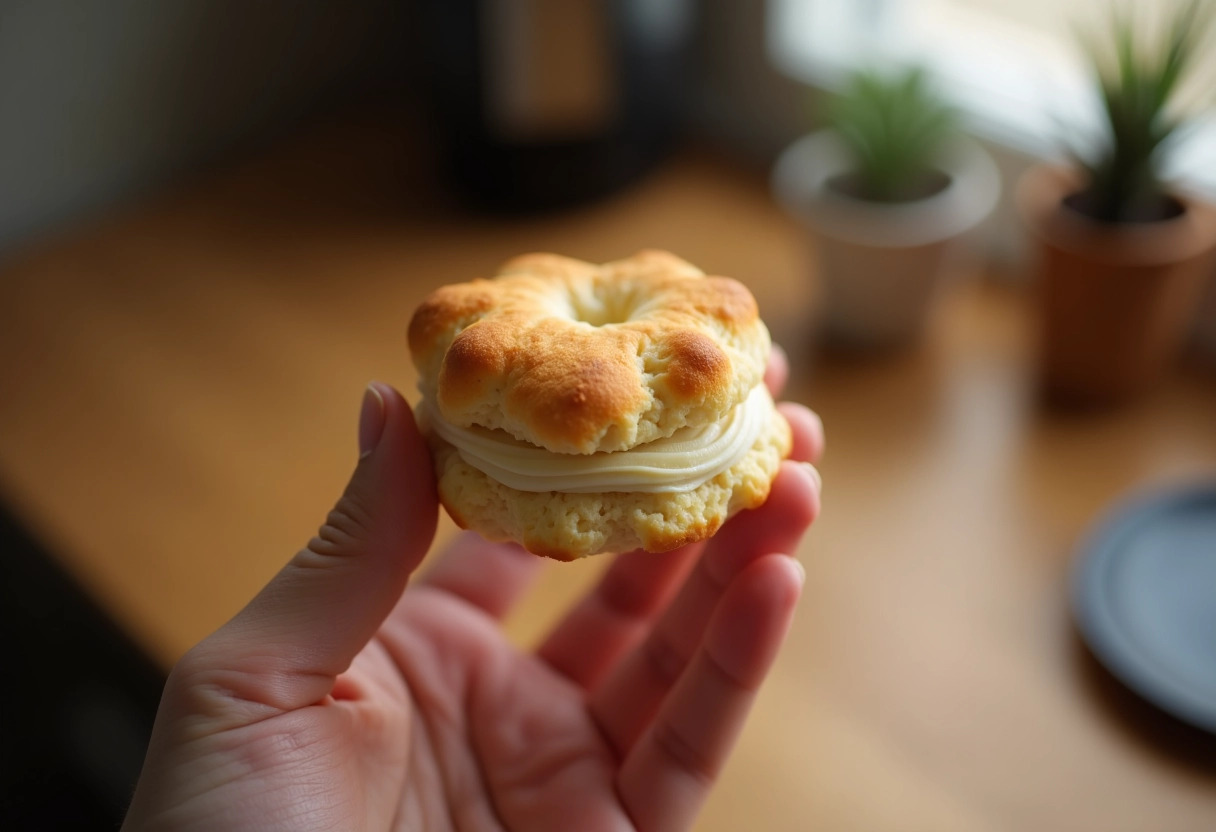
[800,461,822,494]
[791,557,806,585]
[358,383,386,458]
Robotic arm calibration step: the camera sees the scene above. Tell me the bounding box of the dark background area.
[0,503,165,829]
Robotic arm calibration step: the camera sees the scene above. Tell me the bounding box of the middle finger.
[588,459,821,756]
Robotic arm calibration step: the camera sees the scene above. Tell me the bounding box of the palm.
[369,586,626,830]
[217,587,623,831]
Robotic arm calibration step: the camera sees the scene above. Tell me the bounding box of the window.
[768,0,1216,198]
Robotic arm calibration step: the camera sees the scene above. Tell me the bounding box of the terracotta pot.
[1194,267,1216,369]
[773,131,999,349]
[1017,165,1216,403]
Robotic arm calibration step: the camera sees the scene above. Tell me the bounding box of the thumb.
[180,381,438,714]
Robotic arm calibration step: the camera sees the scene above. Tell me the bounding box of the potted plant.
[773,66,1000,349]
[1017,0,1216,403]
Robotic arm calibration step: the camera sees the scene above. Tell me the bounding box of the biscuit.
[409,251,791,558]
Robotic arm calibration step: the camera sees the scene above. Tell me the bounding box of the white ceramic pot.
[773,131,1000,348]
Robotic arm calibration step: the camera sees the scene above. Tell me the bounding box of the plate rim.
[1071,479,1216,734]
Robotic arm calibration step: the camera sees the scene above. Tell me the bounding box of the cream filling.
[423,385,772,494]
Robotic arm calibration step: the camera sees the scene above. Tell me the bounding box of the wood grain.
[1,120,1214,830]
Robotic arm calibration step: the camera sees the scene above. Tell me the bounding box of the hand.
[122,349,824,832]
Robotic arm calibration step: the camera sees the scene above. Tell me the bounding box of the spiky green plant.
[1073,0,1215,223]
[823,67,959,203]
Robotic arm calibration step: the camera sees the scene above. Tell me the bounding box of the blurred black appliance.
[418,0,693,212]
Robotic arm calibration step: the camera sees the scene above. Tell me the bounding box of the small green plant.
[823,67,958,203]
[1072,0,1215,223]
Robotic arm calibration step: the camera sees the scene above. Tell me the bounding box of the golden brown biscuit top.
[408,250,770,454]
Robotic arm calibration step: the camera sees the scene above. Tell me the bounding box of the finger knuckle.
[642,633,687,688]
[653,718,717,785]
[306,493,376,561]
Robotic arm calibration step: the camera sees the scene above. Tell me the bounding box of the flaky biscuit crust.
[408,250,770,454]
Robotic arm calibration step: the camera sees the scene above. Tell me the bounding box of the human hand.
[122,349,824,832]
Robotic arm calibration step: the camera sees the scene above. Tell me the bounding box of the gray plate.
[1072,481,1216,734]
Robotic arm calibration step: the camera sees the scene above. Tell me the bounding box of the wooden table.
[3,119,1215,831]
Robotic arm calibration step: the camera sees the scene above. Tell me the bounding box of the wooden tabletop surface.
[2,119,1215,831]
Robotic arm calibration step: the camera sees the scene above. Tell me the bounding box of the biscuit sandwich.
[407,250,791,559]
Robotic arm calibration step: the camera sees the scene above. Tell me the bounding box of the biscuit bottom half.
[428,404,792,560]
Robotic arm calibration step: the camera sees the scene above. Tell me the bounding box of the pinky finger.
[616,554,803,832]
[764,343,789,398]
[777,401,825,465]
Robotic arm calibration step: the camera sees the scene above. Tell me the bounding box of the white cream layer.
[423,385,771,494]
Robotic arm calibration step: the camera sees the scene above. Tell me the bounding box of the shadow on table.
[1073,633,1216,777]
[0,501,165,831]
